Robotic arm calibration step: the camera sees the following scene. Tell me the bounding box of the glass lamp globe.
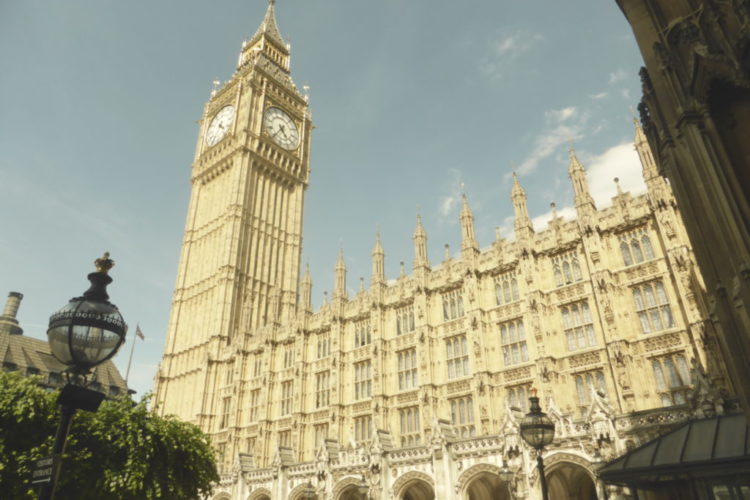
[519,390,556,450]
[47,253,127,374]
[357,476,369,497]
[303,482,316,500]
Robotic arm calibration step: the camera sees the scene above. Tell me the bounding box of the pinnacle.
[633,116,647,144]
[511,171,526,198]
[248,0,288,52]
[567,142,584,172]
[302,262,312,284]
[414,214,426,237]
[460,193,473,217]
[372,232,384,254]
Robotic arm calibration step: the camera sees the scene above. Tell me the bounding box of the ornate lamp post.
[357,475,369,500]
[302,482,316,500]
[519,389,555,500]
[40,253,128,500]
[498,461,514,498]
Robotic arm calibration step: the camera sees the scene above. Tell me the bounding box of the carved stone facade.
[154,3,734,499]
[616,0,750,416]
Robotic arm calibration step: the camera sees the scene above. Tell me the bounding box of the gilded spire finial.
[567,137,576,155]
[629,105,638,122]
[94,252,115,274]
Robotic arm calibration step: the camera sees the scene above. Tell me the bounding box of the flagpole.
[124,324,138,387]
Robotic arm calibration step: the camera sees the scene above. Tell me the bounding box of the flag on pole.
[135,325,145,340]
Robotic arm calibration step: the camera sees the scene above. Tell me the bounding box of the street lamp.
[357,475,369,500]
[498,461,514,498]
[519,389,555,500]
[40,253,127,500]
[302,482,316,500]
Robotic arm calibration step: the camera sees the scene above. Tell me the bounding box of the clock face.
[205,105,235,147]
[263,107,300,150]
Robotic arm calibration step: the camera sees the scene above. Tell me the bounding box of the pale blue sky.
[0,1,646,397]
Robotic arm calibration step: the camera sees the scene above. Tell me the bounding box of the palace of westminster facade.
[153,3,734,499]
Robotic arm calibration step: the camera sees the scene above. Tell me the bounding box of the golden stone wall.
[154,4,732,498]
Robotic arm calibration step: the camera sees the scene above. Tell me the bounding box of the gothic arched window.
[621,241,633,266]
[552,251,583,287]
[620,226,656,266]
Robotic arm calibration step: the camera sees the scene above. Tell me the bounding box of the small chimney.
[0,292,23,335]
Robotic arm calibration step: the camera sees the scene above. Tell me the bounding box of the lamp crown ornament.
[94,251,114,273]
[520,387,555,451]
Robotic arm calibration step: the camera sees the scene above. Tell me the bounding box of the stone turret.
[511,172,534,240]
[460,194,479,257]
[371,233,385,286]
[300,264,312,313]
[568,143,596,214]
[413,214,430,271]
[0,292,23,336]
[334,249,347,300]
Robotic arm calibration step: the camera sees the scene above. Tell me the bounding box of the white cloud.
[545,106,577,123]
[438,171,465,220]
[585,142,646,207]
[440,195,456,217]
[495,36,519,56]
[531,205,577,232]
[590,92,608,100]
[479,31,543,79]
[496,215,515,239]
[609,68,627,84]
[517,123,584,176]
[620,88,631,99]
[493,32,543,58]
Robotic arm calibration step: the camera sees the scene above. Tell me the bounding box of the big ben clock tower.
[154,1,311,426]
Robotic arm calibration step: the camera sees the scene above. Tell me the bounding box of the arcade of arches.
[220,460,604,500]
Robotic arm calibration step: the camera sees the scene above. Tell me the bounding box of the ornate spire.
[567,143,596,212]
[634,117,659,182]
[300,262,312,312]
[334,248,347,299]
[511,172,534,239]
[413,214,430,270]
[459,193,478,256]
[248,0,288,53]
[371,233,385,285]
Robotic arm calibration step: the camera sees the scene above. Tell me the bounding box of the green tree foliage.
[0,371,219,500]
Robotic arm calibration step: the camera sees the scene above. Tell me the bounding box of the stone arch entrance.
[333,477,367,500]
[288,483,319,500]
[547,461,598,500]
[393,471,435,500]
[457,464,512,500]
[248,487,272,500]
